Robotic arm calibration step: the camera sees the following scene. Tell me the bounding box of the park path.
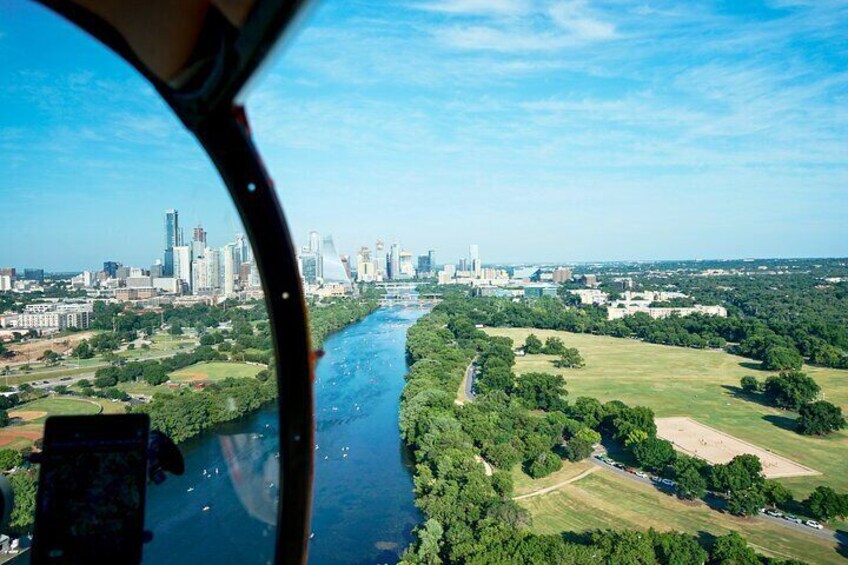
[511,467,598,501]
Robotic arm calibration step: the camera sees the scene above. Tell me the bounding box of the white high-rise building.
[222,244,236,297]
[205,247,220,290]
[374,240,386,277]
[470,244,481,276]
[390,243,400,280]
[173,245,192,291]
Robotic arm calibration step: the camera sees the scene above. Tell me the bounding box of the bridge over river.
[375,282,442,307]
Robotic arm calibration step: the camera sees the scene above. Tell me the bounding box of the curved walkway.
[512,467,598,501]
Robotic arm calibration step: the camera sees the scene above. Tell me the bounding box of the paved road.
[23,350,189,391]
[464,360,477,401]
[588,455,846,544]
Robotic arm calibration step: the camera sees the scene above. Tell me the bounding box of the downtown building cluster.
[0,209,262,336]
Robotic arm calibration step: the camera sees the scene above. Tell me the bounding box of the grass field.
[519,469,845,564]
[13,397,103,422]
[485,328,848,499]
[169,361,261,382]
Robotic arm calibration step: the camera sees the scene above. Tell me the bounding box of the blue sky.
[1,0,847,271]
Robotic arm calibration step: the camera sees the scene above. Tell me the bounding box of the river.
[142,307,425,564]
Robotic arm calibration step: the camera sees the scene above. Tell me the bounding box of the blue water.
[142,307,425,564]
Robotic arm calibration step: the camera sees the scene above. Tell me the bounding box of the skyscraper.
[173,245,192,291]
[428,250,437,273]
[222,243,236,297]
[374,240,386,278]
[164,209,179,277]
[193,225,207,245]
[470,244,481,276]
[102,261,120,278]
[307,231,322,279]
[390,243,400,280]
[321,235,351,285]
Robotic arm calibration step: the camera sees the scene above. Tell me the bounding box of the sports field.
[484,328,848,498]
[169,361,261,383]
[656,417,818,478]
[519,469,845,564]
[0,396,104,448]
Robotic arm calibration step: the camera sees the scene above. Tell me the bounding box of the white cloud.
[414,0,531,17]
[548,1,617,40]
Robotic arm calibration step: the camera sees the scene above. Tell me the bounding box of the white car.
[805,520,823,530]
[635,471,648,479]
[766,509,783,518]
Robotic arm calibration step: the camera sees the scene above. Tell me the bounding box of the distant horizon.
[10,253,848,276]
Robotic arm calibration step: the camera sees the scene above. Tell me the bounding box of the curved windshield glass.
[0,3,280,563]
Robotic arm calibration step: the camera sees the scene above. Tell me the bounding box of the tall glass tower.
[164,209,179,276]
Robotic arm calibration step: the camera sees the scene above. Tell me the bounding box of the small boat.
[309,533,315,540]
[215,468,219,475]
[187,487,194,492]
[202,505,211,512]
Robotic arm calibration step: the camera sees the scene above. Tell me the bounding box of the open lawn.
[12,397,102,423]
[520,469,845,564]
[511,460,594,496]
[485,328,848,499]
[169,361,261,383]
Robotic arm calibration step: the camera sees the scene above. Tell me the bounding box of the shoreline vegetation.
[134,297,379,445]
[398,297,844,564]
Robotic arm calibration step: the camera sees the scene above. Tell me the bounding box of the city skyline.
[2,1,848,269]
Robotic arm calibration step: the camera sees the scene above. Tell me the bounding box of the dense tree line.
[399,299,800,564]
[132,377,277,443]
[442,289,848,369]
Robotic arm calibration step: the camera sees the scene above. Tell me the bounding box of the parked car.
[805,520,823,530]
[785,515,803,524]
[766,509,784,518]
[661,478,676,487]
[624,467,637,473]
[613,462,625,469]
[635,471,648,479]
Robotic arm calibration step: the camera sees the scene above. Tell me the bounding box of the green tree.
[761,345,803,371]
[526,451,562,478]
[0,448,22,471]
[552,348,585,369]
[562,438,594,462]
[72,340,94,359]
[0,410,9,428]
[169,320,184,336]
[541,337,566,355]
[569,396,604,428]
[590,529,658,564]
[524,333,543,354]
[633,437,676,472]
[762,480,792,509]
[710,532,759,565]
[573,427,601,445]
[9,470,37,534]
[803,486,848,521]
[612,405,657,442]
[514,372,567,411]
[763,371,820,410]
[415,519,444,565]
[650,530,708,565]
[739,375,759,394]
[796,400,845,436]
[672,456,707,500]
